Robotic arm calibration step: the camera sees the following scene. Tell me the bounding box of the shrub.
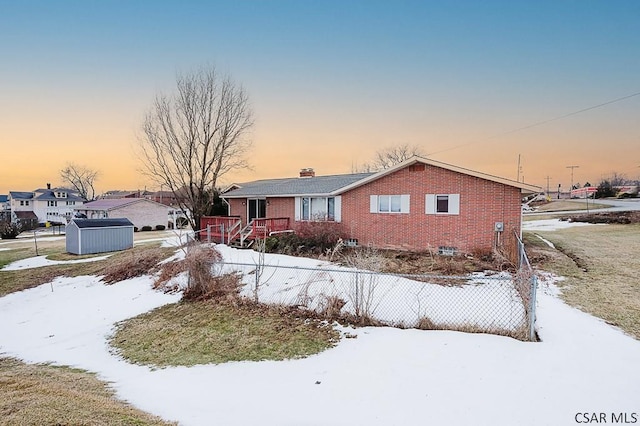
[265,222,346,256]
[133,227,139,232]
[294,221,345,249]
[140,225,153,232]
[0,221,21,239]
[181,244,241,302]
[155,225,166,231]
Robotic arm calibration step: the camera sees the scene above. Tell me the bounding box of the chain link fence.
[215,241,538,341]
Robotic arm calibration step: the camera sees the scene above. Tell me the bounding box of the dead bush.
[342,246,386,323]
[432,256,469,275]
[154,260,188,291]
[318,295,346,319]
[102,247,172,284]
[154,243,241,301]
[183,272,243,302]
[417,316,437,330]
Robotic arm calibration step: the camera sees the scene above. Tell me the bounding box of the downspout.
[221,197,231,215]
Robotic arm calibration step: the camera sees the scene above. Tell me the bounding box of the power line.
[427,91,640,157]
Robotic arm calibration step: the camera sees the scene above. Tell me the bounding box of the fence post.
[528,273,538,341]
[220,223,225,245]
[207,224,211,244]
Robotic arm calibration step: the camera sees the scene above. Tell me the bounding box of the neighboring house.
[221,156,540,254]
[144,190,185,207]
[74,198,170,230]
[99,190,144,199]
[0,195,10,221]
[7,185,84,226]
[32,186,86,225]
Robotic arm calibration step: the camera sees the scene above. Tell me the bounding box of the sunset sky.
[1,0,639,196]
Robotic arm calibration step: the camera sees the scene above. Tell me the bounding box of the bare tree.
[60,163,99,200]
[371,143,426,171]
[139,66,253,234]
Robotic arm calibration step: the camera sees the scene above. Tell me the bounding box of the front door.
[247,199,266,222]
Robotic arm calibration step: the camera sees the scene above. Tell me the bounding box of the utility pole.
[567,165,579,194]
[545,176,552,194]
[517,154,523,182]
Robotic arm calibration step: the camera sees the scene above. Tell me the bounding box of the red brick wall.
[341,165,522,252]
[227,199,247,224]
[227,197,294,226]
[226,164,522,253]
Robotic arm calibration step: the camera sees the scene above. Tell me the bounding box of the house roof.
[336,156,542,195]
[223,173,375,198]
[71,218,134,228]
[14,211,38,220]
[79,198,169,211]
[223,156,541,198]
[99,190,142,199]
[0,195,8,203]
[34,190,85,202]
[9,191,33,199]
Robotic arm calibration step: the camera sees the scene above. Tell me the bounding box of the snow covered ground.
[523,218,600,232]
[1,224,639,425]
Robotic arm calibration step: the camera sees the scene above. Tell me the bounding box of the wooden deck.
[200,216,292,246]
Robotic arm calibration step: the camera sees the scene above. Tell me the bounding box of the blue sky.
[1,0,639,193]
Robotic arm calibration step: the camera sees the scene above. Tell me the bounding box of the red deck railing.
[200,216,292,245]
[250,217,291,238]
[200,216,242,244]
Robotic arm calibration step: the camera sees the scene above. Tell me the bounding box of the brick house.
[220,157,540,253]
[74,198,170,230]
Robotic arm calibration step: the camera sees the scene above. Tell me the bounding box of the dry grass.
[0,357,175,425]
[110,300,340,367]
[415,317,529,341]
[0,244,175,296]
[525,223,640,339]
[102,246,176,284]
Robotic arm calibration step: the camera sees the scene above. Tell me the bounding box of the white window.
[426,194,460,215]
[369,195,410,214]
[48,200,58,207]
[295,196,341,221]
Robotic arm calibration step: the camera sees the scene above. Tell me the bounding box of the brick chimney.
[299,168,315,178]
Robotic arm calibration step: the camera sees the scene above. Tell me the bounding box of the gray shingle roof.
[223,173,375,197]
[71,218,134,228]
[9,191,33,199]
[34,190,85,202]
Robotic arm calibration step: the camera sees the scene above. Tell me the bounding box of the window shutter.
[370,195,378,213]
[400,194,410,213]
[425,194,436,214]
[294,197,301,221]
[334,196,342,222]
[449,194,460,215]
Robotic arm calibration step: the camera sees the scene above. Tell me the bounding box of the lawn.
[0,357,175,426]
[524,222,640,338]
[2,226,640,425]
[110,301,340,367]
